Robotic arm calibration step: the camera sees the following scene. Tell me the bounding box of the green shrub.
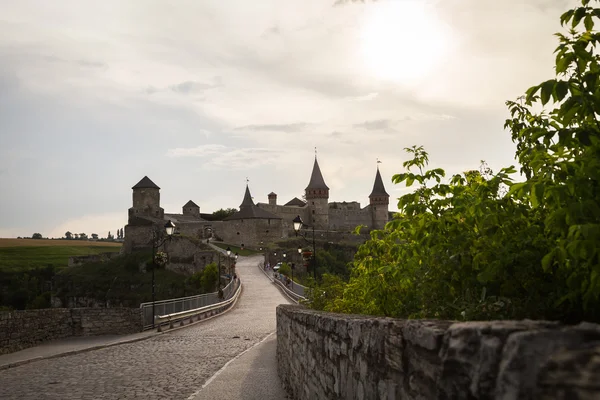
[308,0,600,323]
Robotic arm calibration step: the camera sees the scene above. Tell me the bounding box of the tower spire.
[369,166,389,199]
[305,156,329,191]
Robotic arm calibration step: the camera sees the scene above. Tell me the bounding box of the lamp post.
[296,246,302,287]
[234,252,238,277]
[293,215,316,280]
[152,220,176,328]
[226,246,231,275]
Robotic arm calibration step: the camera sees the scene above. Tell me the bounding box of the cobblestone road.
[0,255,290,400]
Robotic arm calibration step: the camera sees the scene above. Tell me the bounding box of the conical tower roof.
[225,184,281,220]
[132,176,160,190]
[240,185,255,208]
[305,157,329,191]
[369,167,389,198]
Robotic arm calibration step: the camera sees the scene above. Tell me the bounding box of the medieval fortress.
[123,156,390,255]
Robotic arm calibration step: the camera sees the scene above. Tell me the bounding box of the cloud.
[234,123,310,132]
[170,79,222,94]
[166,145,281,169]
[347,92,378,102]
[166,144,226,157]
[353,119,394,130]
[333,0,379,6]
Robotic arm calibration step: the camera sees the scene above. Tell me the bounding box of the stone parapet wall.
[0,308,142,355]
[276,305,600,400]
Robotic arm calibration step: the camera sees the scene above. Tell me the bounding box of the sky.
[0,0,573,238]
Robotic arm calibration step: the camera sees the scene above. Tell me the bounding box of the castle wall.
[163,237,217,276]
[328,207,373,231]
[214,218,287,247]
[123,225,153,253]
[329,201,361,211]
[176,221,211,239]
[256,203,310,226]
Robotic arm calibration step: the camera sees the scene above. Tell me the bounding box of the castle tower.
[128,176,164,220]
[268,192,277,206]
[182,200,200,217]
[305,156,329,229]
[369,166,390,230]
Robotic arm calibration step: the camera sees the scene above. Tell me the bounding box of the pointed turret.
[240,185,255,209]
[369,166,390,229]
[305,158,329,191]
[369,167,390,203]
[225,185,281,220]
[305,155,329,229]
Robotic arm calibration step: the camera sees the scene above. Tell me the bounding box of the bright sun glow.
[359,0,452,84]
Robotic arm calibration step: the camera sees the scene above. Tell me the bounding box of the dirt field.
[0,239,122,248]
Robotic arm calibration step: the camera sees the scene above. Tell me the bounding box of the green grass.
[0,245,122,272]
[212,242,261,256]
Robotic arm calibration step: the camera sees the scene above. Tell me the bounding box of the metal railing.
[140,278,240,330]
[154,279,242,331]
[272,272,307,298]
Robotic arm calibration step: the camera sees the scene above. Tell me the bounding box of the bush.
[308,0,600,323]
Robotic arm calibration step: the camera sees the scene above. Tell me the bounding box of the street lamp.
[152,220,176,328]
[226,247,231,275]
[234,252,238,277]
[293,215,316,280]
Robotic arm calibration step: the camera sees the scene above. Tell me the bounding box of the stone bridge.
[1,254,598,399]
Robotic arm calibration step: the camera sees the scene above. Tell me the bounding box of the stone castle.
[123,155,390,252]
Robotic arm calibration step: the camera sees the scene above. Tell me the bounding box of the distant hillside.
[0,239,122,273]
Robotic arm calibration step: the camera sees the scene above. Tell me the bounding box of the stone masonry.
[276,305,600,400]
[0,308,142,355]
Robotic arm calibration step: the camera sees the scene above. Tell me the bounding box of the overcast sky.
[0,0,572,238]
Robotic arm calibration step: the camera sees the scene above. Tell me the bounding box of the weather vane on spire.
[315,146,317,158]
[246,177,249,184]
[377,158,382,164]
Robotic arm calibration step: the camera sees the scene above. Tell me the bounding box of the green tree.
[31,233,42,239]
[278,263,292,276]
[65,231,72,240]
[504,0,600,319]
[91,233,98,240]
[200,263,219,292]
[211,208,238,220]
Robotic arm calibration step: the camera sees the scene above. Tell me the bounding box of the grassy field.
[211,242,260,256]
[0,239,122,272]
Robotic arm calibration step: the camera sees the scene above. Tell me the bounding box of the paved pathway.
[0,255,290,400]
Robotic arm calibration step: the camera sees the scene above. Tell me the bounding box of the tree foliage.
[211,208,238,221]
[31,233,42,239]
[308,1,600,323]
